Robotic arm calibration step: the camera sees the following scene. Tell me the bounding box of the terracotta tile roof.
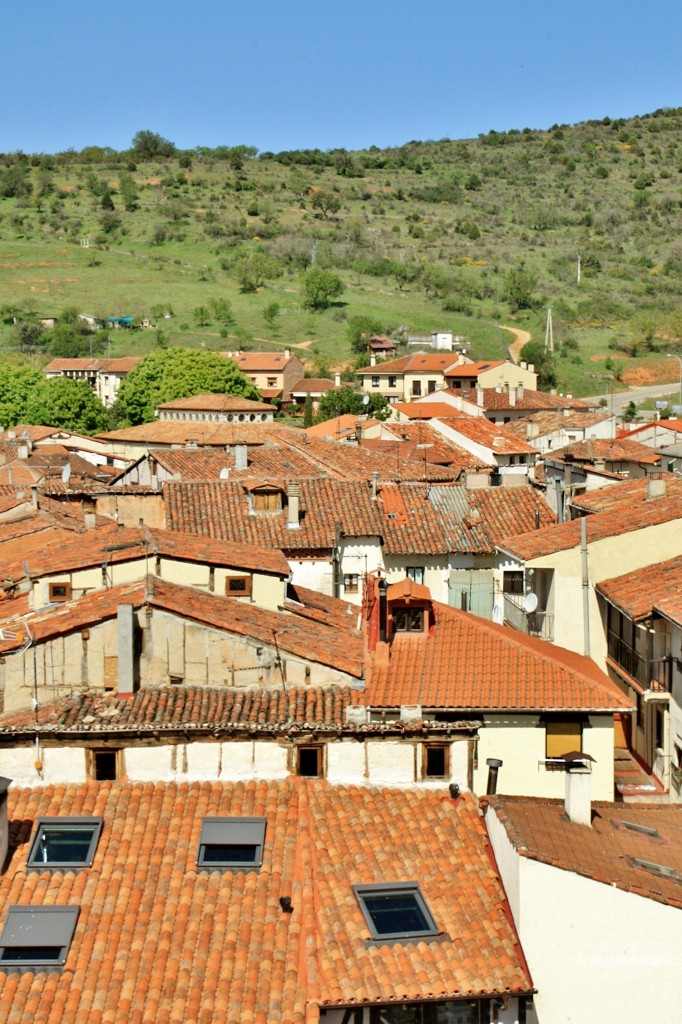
[44,357,142,373]
[549,437,662,466]
[156,393,275,412]
[226,350,301,371]
[435,416,537,455]
[0,424,58,442]
[617,418,682,440]
[357,353,464,375]
[448,388,591,412]
[0,576,364,678]
[364,599,630,712]
[0,522,290,584]
[489,796,682,909]
[504,410,612,439]
[289,378,337,395]
[444,361,505,378]
[393,401,463,420]
[0,780,532,1021]
[371,421,486,469]
[500,493,682,561]
[0,463,42,485]
[303,414,379,439]
[97,421,304,446]
[596,554,682,622]
[569,474,682,513]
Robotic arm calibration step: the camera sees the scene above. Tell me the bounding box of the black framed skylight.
[0,907,79,970]
[196,817,266,870]
[353,882,439,941]
[27,818,103,870]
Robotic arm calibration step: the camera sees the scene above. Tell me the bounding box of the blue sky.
[4,0,681,154]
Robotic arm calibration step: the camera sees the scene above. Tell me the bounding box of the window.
[0,907,79,970]
[423,745,449,779]
[89,749,120,781]
[545,719,583,758]
[49,582,72,603]
[427,380,437,394]
[27,818,102,870]
[393,608,424,633]
[411,381,422,396]
[502,571,524,595]
[343,573,359,594]
[267,377,277,387]
[296,744,323,778]
[226,575,252,597]
[370,1004,483,1024]
[406,566,425,585]
[197,817,266,870]
[252,489,281,512]
[371,376,380,388]
[354,883,439,941]
[388,376,397,388]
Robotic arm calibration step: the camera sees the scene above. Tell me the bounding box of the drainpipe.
[581,516,590,657]
[332,521,342,599]
[486,758,503,795]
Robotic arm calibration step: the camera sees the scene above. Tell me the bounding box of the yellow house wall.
[474,714,615,799]
[477,364,538,390]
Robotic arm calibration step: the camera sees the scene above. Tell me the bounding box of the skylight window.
[353,883,439,941]
[630,857,682,884]
[196,817,266,870]
[27,818,103,870]
[621,820,660,839]
[0,907,79,970]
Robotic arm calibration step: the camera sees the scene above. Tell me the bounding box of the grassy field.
[3,110,682,394]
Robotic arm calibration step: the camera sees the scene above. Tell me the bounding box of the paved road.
[582,381,682,415]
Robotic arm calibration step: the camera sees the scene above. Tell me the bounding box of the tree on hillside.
[114,348,261,425]
[315,385,390,423]
[503,263,539,311]
[0,363,44,428]
[233,250,282,292]
[301,268,344,310]
[130,130,176,160]
[24,378,109,435]
[311,190,342,219]
[519,340,558,391]
[346,315,384,354]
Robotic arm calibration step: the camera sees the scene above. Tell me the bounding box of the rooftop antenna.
[544,307,554,354]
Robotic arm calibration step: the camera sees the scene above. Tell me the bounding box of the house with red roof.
[155,392,276,423]
[223,348,305,402]
[356,353,538,406]
[0,778,534,1023]
[486,793,682,1024]
[43,357,142,407]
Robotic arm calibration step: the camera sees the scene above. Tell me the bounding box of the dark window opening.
[354,882,439,940]
[226,575,251,596]
[502,571,524,595]
[393,608,424,633]
[297,745,323,778]
[197,817,266,870]
[344,574,360,594]
[27,818,102,869]
[0,907,79,970]
[49,582,72,603]
[92,750,118,781]
[406,566,425,585]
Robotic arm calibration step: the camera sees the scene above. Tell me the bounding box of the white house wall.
[474,714,614,800]
[486,805,682,1024]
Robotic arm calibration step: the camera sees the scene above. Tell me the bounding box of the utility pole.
[544,307,554,354]
[577,253,581,285]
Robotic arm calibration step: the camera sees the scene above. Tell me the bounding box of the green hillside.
[2,111,682,395]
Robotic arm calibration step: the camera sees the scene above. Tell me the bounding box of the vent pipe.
[486,758,503,795]
[378,578,388,642]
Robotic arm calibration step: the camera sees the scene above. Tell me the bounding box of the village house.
[0,424,117,468]
[0,779,534,1024]
[357,354,540,406]
[222,349,305,403]
[43,357,142,407]
[486,794,682,1024]
[596,555,682,798]
[410,384,594,425]
[155,393,276,423]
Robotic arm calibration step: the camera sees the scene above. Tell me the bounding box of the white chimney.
[84,512,97,530]
[334,373,341,387]
[234,443,248,471]
[508,387,516,407]
[565,760,592,827]
[646,477,666,500]
[117,605,136,697]
[370,354,377,366]
[518,384,524,400]
[287,482,301,529]
[284,349,290,359]
[476,388,484,407]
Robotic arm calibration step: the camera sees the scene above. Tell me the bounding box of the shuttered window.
[545,720,583,758]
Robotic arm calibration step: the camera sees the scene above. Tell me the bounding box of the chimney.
[0,776,11,869]
[476,388,484,407]
[458,353,465,365]
[517,384,524,400]
[378,577,388,642]
[508,386,516,407]
[371,471,379,500]
[564,757,593,826]
[486,758,503,795]
[370,354,377,366]
[284,349,290,359]
[521,361,527,370]
[30,485,38,510]
[17,444,29,460]
[287,482,301,529]
[334,373,341,387]
[234,443,248,471]
[84,512,97,530]
[646,477,666,500]
[117,604,137,697]
[526,422,539,439]
[528,363,535,374]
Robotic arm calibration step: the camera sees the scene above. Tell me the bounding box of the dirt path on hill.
[498,325,531,364]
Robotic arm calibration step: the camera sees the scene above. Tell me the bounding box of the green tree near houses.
[0,363,44,428]
[114,348,261,425]
[301,268,344,310]
[25,378,109,434]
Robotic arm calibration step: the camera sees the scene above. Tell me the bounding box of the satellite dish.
[61,463,72,485]
[523,592,538,614]
[362,394,370,406]
[219,467,229,479]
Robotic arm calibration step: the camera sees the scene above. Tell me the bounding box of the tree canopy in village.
[0,361,109,433]
[114,348,261,425]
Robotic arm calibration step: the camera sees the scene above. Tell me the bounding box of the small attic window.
[353,883,439,941]
[0,907,79,970]
[197,817,266,870]
[252,489,282,512]
[27,818,102,870]
[393,608,424,633]
[226,575,252,597]
[49,582,72,603]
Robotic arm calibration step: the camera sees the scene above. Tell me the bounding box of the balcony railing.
[503,594,554,641]
[607,633,647,686]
